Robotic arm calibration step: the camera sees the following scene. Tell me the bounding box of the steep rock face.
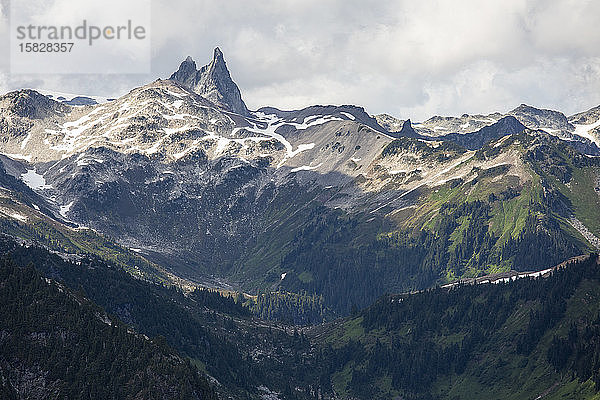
[508,103,574,133]
[0,90,68,120]
[169,48,249,116]
[414,113,502,136]
[438,116,526,150]
[395,119,420,138]
[374,113,405,132]
[569,105,600,147]
[36,146,280,277]
[0,90,68,140]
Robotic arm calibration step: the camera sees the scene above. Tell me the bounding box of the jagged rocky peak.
[413,113,501,136]
[508,103,573,131]
[569,104,600,125]
[0,89,70,139]
[169,47,250,116]
[397,119,419,138]
[0,89,68,119]
[374,113,405,132]
[170,56,198,82]
[494,115,526,131]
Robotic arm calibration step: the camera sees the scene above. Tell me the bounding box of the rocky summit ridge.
[169,47,250,116]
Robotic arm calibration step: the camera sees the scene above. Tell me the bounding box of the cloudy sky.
[1,0,600,121]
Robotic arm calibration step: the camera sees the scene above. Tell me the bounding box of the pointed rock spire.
[169,48,249,116]
[213,47,224,62]
[398,119,419,138]
[170,56,197,83]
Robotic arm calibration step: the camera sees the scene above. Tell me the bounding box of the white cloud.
[0,0,8,75]
[147,0,600,120]
[0,71,8,95]
[2,0,600,120]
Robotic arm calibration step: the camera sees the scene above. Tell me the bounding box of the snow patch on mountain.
[20,132,32,150]
[21,169,52,190]
[244,112,323,164]
[0,210,28,222]
[37,89,115,105]
[572,120,600,147]
[290,163,323,173]
[60,201,74,218]
[2,153,32,162]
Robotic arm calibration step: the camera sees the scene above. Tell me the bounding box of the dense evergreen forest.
[251,290,330,325]
[0,238,322,399]
[279,195,584,316]
[2,234,600,399]
[318,254,600,399]
[0,258,217,400]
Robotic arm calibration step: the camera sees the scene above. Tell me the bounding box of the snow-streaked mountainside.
[0,48,599,312]
[36,89,116,106]
[377,104,600,149]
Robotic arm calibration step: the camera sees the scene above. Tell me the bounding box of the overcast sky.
[1,0,600,121]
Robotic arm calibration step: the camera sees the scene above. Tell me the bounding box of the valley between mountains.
[1,48,600,399]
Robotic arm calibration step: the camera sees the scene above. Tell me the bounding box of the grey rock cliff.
[169,48,250,116]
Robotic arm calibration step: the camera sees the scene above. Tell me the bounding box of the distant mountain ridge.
[0,47,599,319]
[382,103,600,151]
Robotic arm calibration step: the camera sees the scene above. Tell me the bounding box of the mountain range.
[1,47,600,399]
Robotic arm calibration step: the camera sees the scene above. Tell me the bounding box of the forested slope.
[0,257,217,400]
[319,254,600,399]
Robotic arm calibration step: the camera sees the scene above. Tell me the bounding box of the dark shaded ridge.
[437,116,526,150]
[0,252,217,400]
[387,116,526,150]
[0,237,258,396]
[0,237,328,399]
[256,104,389,133]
